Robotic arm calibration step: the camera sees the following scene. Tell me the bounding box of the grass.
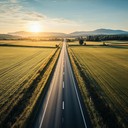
[68,40,128,47]
[105,40,128,44]
[68,41,103,46]
[68,48,105,128]
[68,43,128,127]
[0,45,60,127]
[0,40,60,48]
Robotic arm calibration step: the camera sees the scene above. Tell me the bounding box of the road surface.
[34,40,91,128]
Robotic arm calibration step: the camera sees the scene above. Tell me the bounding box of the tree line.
[85,34,128,41]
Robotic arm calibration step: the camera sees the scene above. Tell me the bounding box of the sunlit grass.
[0,40,60,47]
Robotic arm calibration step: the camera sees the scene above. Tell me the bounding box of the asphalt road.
[34,40,91,128]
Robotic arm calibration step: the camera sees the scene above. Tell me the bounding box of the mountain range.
[0,34,20,40]
[0,29,128,39]
[8,31,66,38]
[70,29,128,36]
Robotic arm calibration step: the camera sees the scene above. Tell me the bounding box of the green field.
[69,43,128,127]
[105,40,128,44]
[0,43,59,127]
[0,40,60,47]
[68,41,103,46]
[68,40,128,46]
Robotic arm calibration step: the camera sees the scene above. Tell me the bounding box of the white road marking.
[39,80,54,128]
[62,117,64,123]
[68,55,88,128]
[62,101,64,109]
[38,41,87,128]
[63,81,64,88]
[39,45,64,128]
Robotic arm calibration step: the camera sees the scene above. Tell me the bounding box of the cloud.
[0,1,76,25]
[52,18,76,24]
[10,0,17,3]
[0,1,22,15]
[23,12,46,21]
[0,0,78,33]
[0,0,46,25]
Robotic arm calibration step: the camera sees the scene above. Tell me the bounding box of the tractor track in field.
[0,51,52,107]
[0,51,43,76]
[0,48,59,127]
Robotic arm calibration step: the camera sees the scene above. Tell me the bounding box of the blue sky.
[0,0,128,33]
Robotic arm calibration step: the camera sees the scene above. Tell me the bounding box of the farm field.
[68,40,128,47]
[0,40,60,47]
[69,44,128,127]
[68,41,103,46]
[0,45,59,127]
[105,40,128,44]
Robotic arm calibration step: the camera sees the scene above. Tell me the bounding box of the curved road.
[34,40,91,128]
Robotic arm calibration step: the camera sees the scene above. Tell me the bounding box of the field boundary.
[0,44,56,48]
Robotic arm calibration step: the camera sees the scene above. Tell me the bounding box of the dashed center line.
[63,81,64,88]
[62,101,64,110]
[62,117,64,124]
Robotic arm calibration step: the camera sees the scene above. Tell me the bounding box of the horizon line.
[1,28,128,35]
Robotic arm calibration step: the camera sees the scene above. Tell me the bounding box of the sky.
[0,0,128,33]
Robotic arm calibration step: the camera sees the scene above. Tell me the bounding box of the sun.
[27,22,43,33]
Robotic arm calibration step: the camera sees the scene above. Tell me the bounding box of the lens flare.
[27,22,43,32]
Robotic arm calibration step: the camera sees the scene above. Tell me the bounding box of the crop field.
[68,41,103,46]
[0,46,58,127]
[69,44,128,127]
[105,40,128,44]
[0,40,60,47]
[68,40,128,47]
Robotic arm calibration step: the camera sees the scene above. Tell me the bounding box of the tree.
[79,37,84,45]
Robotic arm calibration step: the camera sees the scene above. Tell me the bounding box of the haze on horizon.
[0,0,128,34]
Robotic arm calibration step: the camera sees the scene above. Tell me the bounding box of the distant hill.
[8,31,67,38]
[0,34,20,40]
[70,29,128,36]
[0,29,127,39]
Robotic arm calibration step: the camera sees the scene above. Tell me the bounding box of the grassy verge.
[0,48,60,128]
[68,48,125,128]
[68,48,104,128]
